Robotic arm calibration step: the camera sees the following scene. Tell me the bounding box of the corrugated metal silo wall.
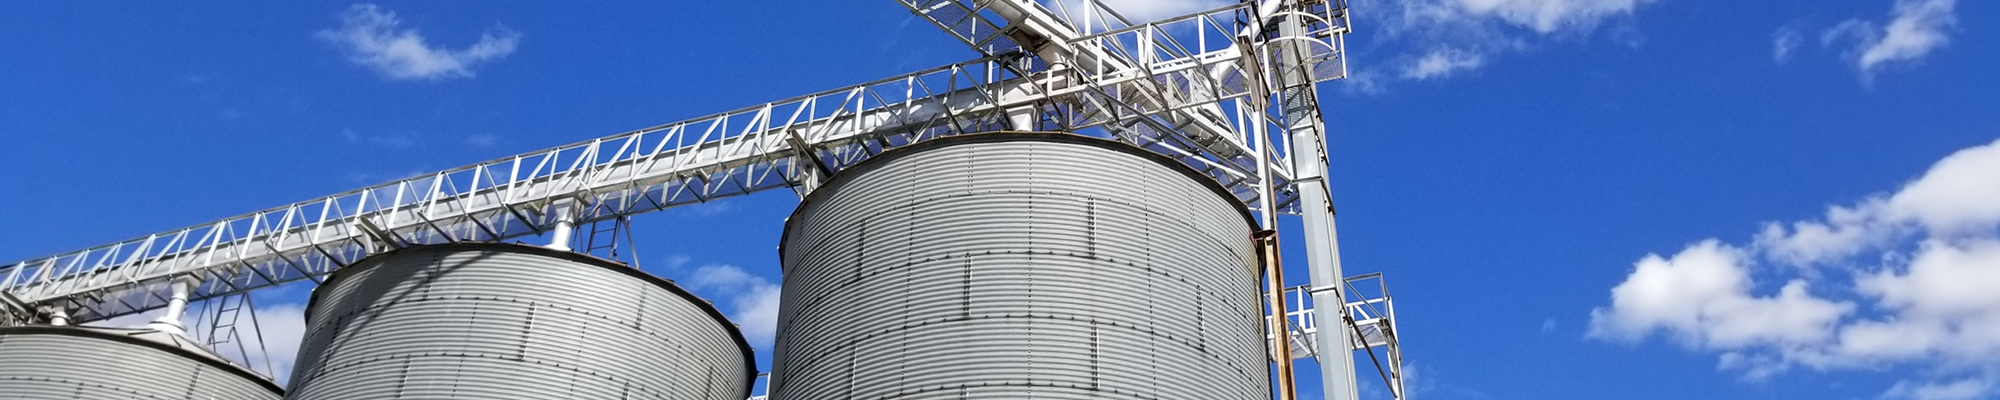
[0,327,283,400]
[286,243,754,400]
[773,133,1269,400]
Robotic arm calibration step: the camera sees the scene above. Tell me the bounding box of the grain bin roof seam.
[785,312,1251,357]
[0,377,151,397]
[823,187,1252,253]
[303,295,726,356]
[791,249,1233,290]
[303,241,757,394]
[0,326,285,394]
[777,131,1259,260]
[292,352,690,387]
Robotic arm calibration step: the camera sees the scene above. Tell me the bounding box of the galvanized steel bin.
[286,243,754,400]
[0,326,283,400]
[773,132,1268,400]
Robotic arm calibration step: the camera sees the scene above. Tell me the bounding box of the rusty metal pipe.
[1257,229,1298,400]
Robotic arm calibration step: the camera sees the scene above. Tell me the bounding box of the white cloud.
[1395,361,1487,399]
[1823,0,1958,82]
[660,254,693,270]
[1340,68,1390,95]
[1885,376,1997,400]
[1758,139,2000,266]
[686,264,783,347]
[1368,0,1658,38]
[1755,200,1898,266]
[250,303,308,384]
[676,200,736,217]
[734,285,782,346]
[687,264,759,290]
[1884,139,2000,235]
[317,4,519,81]
[1773,26,1802,64]
[82,309,169,329]
[1346,0,1658,90]
[463,133,502,147]
[1403,48,1486,80]
[78,302,307,383]
[1591,138,2000,397]
[1588,240,1854,348]
[1455,0,1659,33]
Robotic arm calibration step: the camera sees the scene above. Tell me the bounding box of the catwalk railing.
[1270,273,1406,399]
[0,0,1348,324]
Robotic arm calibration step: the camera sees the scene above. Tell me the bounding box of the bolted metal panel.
[286,243,754,400]
[0,326,283,400]
[773,132,1267,400]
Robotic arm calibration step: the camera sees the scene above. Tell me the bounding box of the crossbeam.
[1,2,1348,322]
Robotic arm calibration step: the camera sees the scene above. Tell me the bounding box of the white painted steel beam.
[905,1,1366,399]
[896,0,1267,181]
[2,1,1348,322]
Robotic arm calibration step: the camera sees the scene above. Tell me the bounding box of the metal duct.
[286,243,754,400]
[0,326,283,400]
[772,132,1268,400]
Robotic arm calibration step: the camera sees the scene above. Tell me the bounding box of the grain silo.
[0,325,283,400]
[285,243,755,400]
[772,132,1269,399]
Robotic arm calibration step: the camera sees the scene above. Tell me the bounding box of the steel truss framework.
[1,1,1400,399]
[1276,275,1407,399]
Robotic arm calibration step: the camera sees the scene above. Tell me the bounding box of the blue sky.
[2,1,1997,399]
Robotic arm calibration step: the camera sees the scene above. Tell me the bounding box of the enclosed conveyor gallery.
[284,243,755,400]
[772,132,1270,400]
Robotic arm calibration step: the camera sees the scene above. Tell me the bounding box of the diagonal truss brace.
[2,2,1347,322]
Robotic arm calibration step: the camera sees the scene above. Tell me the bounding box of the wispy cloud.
[343,166,437,185]
[1343,0,1661,92]
[1590,137,2000,396]
[250,303,308,384]
[463,133,502,147]
[341,128,418,149]
[675,200,735,217]
[1885,375,1997,400]
[685,264,782,348]
[659,254,692,270]
[1822,0,1957,84]
[1402,47,1486,80]
[79,302,307,383]
[1399,362,1488,399]
[317,4,520,81]
[1773,26,1803,64]
[1452,0,1660,34]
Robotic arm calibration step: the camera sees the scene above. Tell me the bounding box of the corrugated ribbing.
[286,243,753,400]
[773,134,1267,400]
[0,327,282,400]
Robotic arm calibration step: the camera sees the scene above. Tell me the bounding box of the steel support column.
[1271,2,1358,400]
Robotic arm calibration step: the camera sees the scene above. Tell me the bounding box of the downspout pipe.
[149,277,194,335]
